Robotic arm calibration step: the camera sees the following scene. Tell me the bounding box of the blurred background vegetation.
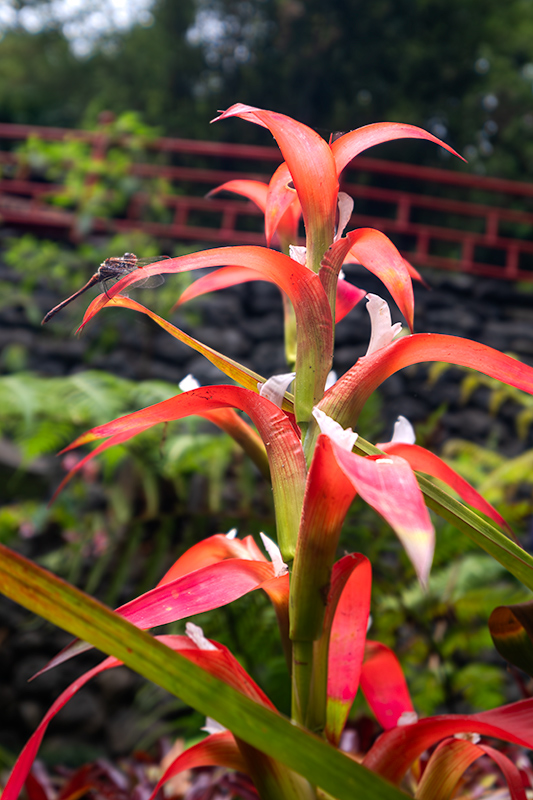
[2,0,533,770]
[2,0,533,176]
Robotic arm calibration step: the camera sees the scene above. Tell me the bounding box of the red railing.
[1,121,533,280]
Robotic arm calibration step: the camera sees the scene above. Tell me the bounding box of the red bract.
[359,642,415,731]
[58,385,306,559]
[363,698,533,785]
[378,440,511,534]
[213,104,338,272]
[325,436,435,586]
[77,246,333,424]
[319,333,533,427]
[415,738,527,800]
[8,102,533,800]
[2,634,279,800]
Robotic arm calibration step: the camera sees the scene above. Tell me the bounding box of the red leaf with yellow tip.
[320,333,533,428]
[57,385,306,559]
[363,698,533,785]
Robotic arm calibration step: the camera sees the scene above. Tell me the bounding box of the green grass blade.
[0,544,407,800]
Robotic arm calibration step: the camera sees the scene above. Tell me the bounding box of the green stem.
[292,639,314,724]
[305,638,329,735]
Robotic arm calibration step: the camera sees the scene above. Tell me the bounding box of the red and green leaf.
[363,698,533,785]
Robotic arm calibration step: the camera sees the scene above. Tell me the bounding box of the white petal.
[335,192,354,241]
[455,732,481,744]
[325,370,338,390]
[289,245,307,266]
[185,622,218,651]
[364,294,403,356]
[179,374,200,392]
[202,717,227,734]
[312,407,358,452]
[397,712,418,727]
[225,527,238,539]
[391,415,416,445]
[258,372,296,408]
[259,532,288,577]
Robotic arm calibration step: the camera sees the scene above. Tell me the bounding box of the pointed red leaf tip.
[208,178,269,208]
[265,162,302,246]
[359,641,415,731]
[378,441,512,535]
[363,697,533,786]
[4,633,274,800]
[149,731,248,800]
[331,121,465,176]
[326,438,434,586]
[320,333,533,428]
[213,104,338,256]
[207,177,300,247]
[336,277,366,322]
[157,532,266,586]
[2,655,119,800]
[344,228,414,331]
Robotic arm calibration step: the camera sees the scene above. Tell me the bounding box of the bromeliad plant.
[4,103,533,800]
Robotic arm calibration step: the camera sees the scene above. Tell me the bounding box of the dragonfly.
[41,252,168,324]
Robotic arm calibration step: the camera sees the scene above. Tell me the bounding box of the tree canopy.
[2,0,533,176]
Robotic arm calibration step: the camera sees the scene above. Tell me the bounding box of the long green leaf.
[0,544,407,800]
[353,437,533,590]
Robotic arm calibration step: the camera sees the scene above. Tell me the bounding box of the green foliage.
[0,369,262,611]
[15,112,173,234]
[373,552,528,715]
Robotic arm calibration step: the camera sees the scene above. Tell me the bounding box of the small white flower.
[259,532,288,577]
[391,415,416,445]
[289,245,307,266]
[454,732,481,744]
[312,407,358,452]
[335,192,354,241]
[202,717,227,735]
[258,372,296,408]
[325,370,338,390]
[185,622,218,651]
[397,711,418,727]
[364,294,403,356]
[179,374,200,392]
[225,527,238,539]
